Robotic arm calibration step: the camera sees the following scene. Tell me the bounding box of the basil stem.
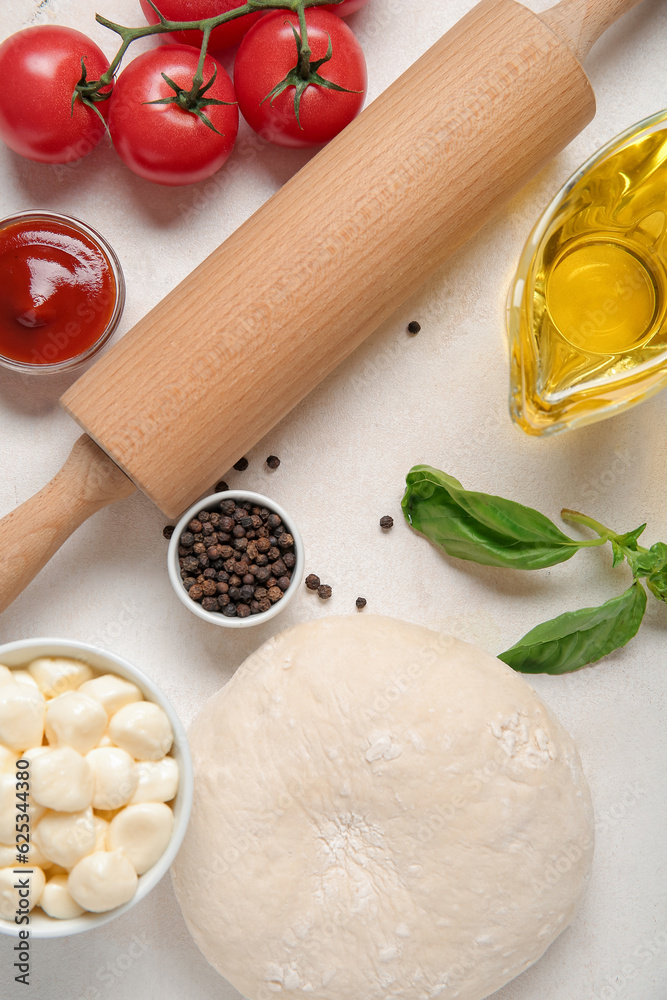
[498,582,647,675]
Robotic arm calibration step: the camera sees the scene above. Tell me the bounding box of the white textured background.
[1,0,666,998]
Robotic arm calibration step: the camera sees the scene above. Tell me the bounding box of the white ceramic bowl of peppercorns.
[167,491,304,628]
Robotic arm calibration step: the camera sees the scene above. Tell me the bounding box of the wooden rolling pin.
[0,0,646,613]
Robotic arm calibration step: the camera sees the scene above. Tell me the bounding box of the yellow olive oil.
[508,110,667,435]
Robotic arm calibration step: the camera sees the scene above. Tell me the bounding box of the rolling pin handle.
[0,435,136,615]
[542,0,646,62]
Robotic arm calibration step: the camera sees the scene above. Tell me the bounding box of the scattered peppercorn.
[178,498,296,617]
[233,457,249,471]
[356,597,367,609]
[305,574,320,590]
[407,321,421,334]
[215,480,229,493]
[380,515,394,529]
[266,455,281,470]
[163,524,175,540]
[318,585,332,600]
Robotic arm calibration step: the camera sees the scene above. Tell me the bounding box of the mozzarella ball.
[0,666,13,688]
[45,692,107,755]
[31,748,94,812]
[130,757,179,804]
[34,808,96,869]
[92,816,108,853]
[10,670,40,689]
[39,873,85,919]
[0,683,45,751]
[27,657,93,699]
[68,850,137,912]
[0,745,15,774]
[22,746,49,763]
[0,772,17,844]
[79,675,143,718]
[86,748,137,810]
[109,703,173,761]
[107,803,174,875]
[0,866,45,921]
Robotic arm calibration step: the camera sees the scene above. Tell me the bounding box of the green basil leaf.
[401,465,583,570]
[498,581,647,674]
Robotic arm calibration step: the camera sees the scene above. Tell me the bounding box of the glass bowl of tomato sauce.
[0,210,125,373]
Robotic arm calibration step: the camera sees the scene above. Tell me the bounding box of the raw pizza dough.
[172,616,593,1000]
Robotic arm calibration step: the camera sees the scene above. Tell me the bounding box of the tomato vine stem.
[89,0,344,96]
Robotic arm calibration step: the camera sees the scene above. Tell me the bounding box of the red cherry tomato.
[139,0,263,53]
[234,10,366,149]
[321,0,370,15]
[0,26,110,164]
[108,45,238,186]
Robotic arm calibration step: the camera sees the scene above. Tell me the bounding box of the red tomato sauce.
[0,217,116,366]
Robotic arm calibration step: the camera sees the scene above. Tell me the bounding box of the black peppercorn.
[229,587,242,602]
[217,570,229,583]
[163,525,175,539]
[203,568,217,580]
[202,522,215,536]
[220,499,235,515]
[198,510,210,523]
[189,585,204,601]
[215,481,229,493]
[267,546,280,562]
[318,585,332,600]
[277,576,291,591]
[222,604,237,617]
[234,537,248,552]
[250,601,262,615]
[356,597,367,609]
[219,593,231,606]
[305,574,320,590]
[408,321,421,334]
[198,554,210,568]
[266,456,281,469]
[255,554,269,567]
[243,574,255,586]
[182,556,199,574]
[267,586,283,603]
[267,513,282,529]
[240,585,254,602]
[283,552,296,569]
[202,596,219,612]
[219,516,234,533]
[233,457,249,471]
[277,533,294,550]
[380,516,394,529]
[237,604,251,618]
[217,582,229,595]
[232,525,246,538]
[179,531,194,548]
[183,577,197,591]
[188,519,202,533]
[258,598,271,613]
[193,542,207,555]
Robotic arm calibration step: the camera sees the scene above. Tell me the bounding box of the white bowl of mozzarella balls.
[0,638,192,938]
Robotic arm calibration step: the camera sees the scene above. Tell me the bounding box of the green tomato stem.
[297,5,312,79]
